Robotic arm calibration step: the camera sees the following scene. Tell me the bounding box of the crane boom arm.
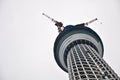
[42,13,57,23]
[42,13,63,32]
[85,18,98,25]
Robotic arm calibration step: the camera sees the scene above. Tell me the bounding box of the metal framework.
[67,41,120,80]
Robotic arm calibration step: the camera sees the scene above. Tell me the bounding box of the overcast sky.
[0,0,120,80]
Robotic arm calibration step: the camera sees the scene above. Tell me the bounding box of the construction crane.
[42,13,98,32]
[42,13,63,32]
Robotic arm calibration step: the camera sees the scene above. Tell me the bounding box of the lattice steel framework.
[67,41,120,80]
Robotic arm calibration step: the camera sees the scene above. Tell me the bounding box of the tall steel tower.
[42,13,120,80]
[54,24,120,80]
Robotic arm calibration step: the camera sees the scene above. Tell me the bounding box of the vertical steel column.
[67,43,120,80]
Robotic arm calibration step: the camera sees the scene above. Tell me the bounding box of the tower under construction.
[42,13,120,80]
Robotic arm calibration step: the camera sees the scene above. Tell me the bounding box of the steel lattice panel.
[67,43,120,80]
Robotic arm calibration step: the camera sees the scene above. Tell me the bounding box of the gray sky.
[0,0,120,80]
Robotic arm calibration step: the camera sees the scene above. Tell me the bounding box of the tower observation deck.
[54,24,120,80]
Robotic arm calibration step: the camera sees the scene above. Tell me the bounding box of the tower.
[54,24,120,80]
[42,13,119,80]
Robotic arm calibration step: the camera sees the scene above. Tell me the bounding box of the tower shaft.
[67,42,119,80]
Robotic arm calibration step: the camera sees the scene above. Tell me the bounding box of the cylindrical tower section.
[67,41,119,80]
[54,25,104,72]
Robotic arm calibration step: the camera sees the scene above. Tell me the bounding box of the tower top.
[42,13,104,72]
